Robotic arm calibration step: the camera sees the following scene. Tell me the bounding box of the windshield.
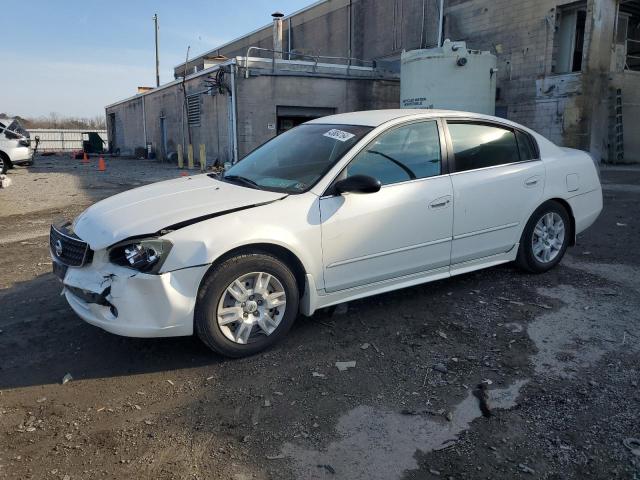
[222,123,372,193]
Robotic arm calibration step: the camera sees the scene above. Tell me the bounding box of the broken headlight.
[108,238,173,274]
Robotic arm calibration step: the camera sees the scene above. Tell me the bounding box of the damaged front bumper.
[55,251,208,338]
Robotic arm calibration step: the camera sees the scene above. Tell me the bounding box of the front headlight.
[108,238,173,274]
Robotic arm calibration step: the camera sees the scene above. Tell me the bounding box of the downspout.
[437,0,445,47]
[288,17,292,59]
[180,89,185,155]
[181,46,191,153]
[142,93,148,150]
[104,107,109,152]
[230,60,239,164]
[348,0,352,64]
[420,0,426,48]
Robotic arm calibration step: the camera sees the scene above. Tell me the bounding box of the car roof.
[305,109,512,127]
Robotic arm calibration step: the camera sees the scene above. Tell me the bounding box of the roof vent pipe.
[272,12,284,60]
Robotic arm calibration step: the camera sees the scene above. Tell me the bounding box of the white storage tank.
[400,40,497,115]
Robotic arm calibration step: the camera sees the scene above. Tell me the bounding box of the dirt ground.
[0,155,639,480]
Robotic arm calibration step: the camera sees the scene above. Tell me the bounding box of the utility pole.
[153,13,160,87]
[437,0,444,47]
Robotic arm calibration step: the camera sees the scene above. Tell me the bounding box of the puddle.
[281,380,527,480]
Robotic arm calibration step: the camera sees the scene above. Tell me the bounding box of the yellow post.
[199,144,206,172]
[187,144,194,170]
[177,144,184,169]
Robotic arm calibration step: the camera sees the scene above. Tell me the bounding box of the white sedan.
[50,110,602,357]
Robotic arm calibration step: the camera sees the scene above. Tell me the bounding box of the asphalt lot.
[0,155,639,479]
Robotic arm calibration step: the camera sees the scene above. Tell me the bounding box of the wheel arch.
[527,197,576,247]
[199,242,308,299]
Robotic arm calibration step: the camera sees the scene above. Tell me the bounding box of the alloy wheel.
[532,212,565,264]
[216,271,287,344]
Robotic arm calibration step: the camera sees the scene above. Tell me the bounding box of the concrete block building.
[106,57,399,164]
[444,0,640,162]
[106,0,640,163]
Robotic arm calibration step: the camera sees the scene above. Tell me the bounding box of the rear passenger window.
[515,130,537,160]
[448,122,520,173]
[345,121,441,186]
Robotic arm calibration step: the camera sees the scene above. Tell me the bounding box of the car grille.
[50,224,93,267]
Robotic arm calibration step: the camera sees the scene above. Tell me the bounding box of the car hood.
[73,174,287,250]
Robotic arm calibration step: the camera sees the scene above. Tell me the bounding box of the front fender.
[160,194,323,282]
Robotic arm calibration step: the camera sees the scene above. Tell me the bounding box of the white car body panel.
[73,175,286,250]
[450,160,545,264]
[160,193,323,280]
[4,146,31,162]
[63,251,208,337]
[544,147,603,234]
[319,175,453,292]
[52,109,603,339]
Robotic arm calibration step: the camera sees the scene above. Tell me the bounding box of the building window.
[617,2,640,72]
[555,2,587,74]
[186,94,201,126]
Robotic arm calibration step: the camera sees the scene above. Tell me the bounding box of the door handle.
[429,196,452,209]
[524,176,541,188]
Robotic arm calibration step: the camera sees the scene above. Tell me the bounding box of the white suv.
[0,118,32,174]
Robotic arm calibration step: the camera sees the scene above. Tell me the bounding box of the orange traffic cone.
[98,156,106,172]
[82,152,89,164]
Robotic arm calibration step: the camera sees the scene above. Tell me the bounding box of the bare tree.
[10,112,107,130]
[48,112,60,128]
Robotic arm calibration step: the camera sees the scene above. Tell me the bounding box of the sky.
[0,0,317,118]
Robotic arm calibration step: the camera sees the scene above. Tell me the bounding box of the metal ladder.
[612,88,624,163]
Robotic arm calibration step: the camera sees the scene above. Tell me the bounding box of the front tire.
[0,153,8,175]
[195,252,299,357]
[516,201,571,273]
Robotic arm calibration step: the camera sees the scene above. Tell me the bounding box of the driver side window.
[344,121,441,186]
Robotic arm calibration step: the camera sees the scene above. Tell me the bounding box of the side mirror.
[333,175,381,195]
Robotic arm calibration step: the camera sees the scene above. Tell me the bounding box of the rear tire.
[195,252,299,358]
[516,201,571,273]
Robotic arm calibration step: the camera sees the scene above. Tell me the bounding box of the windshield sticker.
[323,129,356,142]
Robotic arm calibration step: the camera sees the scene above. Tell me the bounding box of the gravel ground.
[0,156,639,480]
